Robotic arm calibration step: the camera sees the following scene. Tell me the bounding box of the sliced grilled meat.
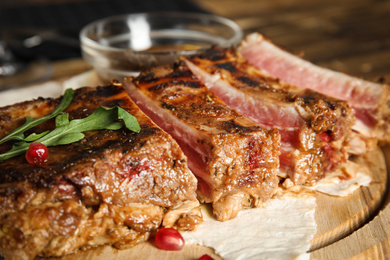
[184,46,355,186]
[0,85,202,259]
[124,64,281,222]
[239,33,390,152]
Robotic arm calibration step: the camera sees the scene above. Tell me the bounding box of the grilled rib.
[0,85,202,259]
[239,33,390,153]
[124,64,281,222]
[184,46,355,186]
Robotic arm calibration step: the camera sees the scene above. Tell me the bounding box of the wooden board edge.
[310,146,390,259]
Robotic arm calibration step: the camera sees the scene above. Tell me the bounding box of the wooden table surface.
[196,0,390,81]
[2,0,390,259]
[197,2,390,258]
[3,0,389,82]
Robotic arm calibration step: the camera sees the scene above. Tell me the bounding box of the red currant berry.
[197,254,214,260]
[25,142,49,165]
[155,227,185,251]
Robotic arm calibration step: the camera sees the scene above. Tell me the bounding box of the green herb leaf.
[0,88,74,145]
[55,113,69,128]
[0,142,30,161]
[53,132,85,146]
[24,131,50,142]
[118,106,141,133]
[0,105,141,162]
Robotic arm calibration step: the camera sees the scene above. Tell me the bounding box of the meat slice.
[184,47,355,186]
[239,33,390,150]
[0,85,202,259]
[123,64,280,222]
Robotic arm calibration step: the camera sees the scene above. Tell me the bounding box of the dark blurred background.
[1,0,390,84]
[0,0,207,62]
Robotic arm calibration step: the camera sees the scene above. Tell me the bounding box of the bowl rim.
[80,11,243,56]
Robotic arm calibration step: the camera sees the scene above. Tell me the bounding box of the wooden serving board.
[311,146,390,259]
[55,147,388,259]
[311,148,387,251]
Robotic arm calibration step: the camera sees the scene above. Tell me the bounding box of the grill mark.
[71,85,122,101]
[148,80,200,92]
[169,69,193,78]
[149,83,169,92]
[0,83,162,186]
[221,119,260,134]
[216,62,237,72]
[0,127,159,185]
[238,76,260,87]
[92,85,121,97]
[138,72,156,83]
[105,99,126,108]
[197,48,226,61]
[173,80,201,89]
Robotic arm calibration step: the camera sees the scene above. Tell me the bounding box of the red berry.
[155,228,185,251]
[197,254,214,260]
[25,142,49,165]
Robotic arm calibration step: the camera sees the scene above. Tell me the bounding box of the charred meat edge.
[124,64,280,221]
[184,46,355,186]
[0,85,202,259]
[239,33,390,150]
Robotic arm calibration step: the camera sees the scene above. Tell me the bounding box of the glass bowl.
[80,12,243,82]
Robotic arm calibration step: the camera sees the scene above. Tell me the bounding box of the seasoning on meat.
[239,33,390,154]
[124,64,281,222]
[184,46,355,186]
[0,85,202,259]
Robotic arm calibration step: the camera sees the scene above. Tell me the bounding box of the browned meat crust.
[124,64,280,221]
[0,85,202,259]
[185,46,355,185]
[239,33,390,147]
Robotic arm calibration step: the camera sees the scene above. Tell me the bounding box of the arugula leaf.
[24,131,50,142]
[55,113,69,128]
[0,88,74,145]
[0,106,141,161]
[118,106,141,133]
